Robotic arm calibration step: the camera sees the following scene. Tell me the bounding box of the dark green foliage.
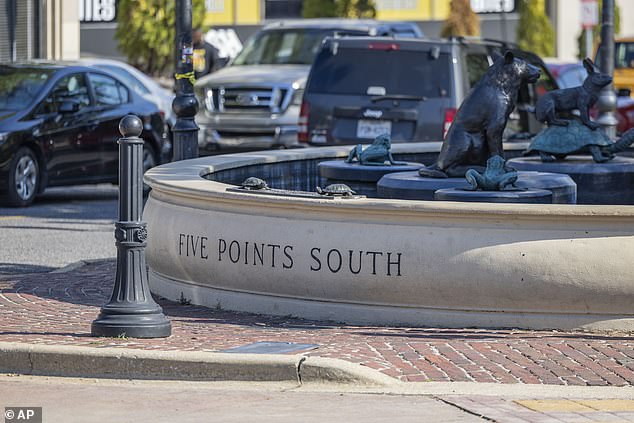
[577,0,621,59]
[516,0,555,57]
[440,0,480,38]
[116,0,206,76]
[302,0,338,17]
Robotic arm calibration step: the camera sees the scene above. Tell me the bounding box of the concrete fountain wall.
[143,142,634,332]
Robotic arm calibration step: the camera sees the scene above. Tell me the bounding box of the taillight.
[298,100,310,143]
[368,42,400,51]
[443,108,457,139]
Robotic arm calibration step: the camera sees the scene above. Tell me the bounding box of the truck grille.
[204,86,291,114]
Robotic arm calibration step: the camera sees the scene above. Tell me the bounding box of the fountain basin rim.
[144,143,634,220]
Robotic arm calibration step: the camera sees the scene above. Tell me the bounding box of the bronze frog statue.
[346,133,406,166]
[465,155,518,191]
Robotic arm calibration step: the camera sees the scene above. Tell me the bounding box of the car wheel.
[4,147,40,207]
[143,143,157,173]
[142,143,157,193]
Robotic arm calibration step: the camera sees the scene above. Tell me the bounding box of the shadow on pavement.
[0,263,55,275]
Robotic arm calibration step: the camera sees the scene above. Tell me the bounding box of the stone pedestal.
[435,188,553,204]
[508,156,634,205]
[318,160,422,197]
[378,171,576,204]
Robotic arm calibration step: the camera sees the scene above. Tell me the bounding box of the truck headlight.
[291,89,304,106]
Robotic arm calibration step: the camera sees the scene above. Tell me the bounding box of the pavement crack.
[27,351,34,375]
[435,397,496,422]
[296,356,307,385]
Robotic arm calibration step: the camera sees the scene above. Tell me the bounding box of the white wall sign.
[205,28,243,59]
[80,0,117,23]
[581,0,599,29]
[471,0,514,13]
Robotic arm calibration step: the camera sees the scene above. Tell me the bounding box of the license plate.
[356,120,392,139]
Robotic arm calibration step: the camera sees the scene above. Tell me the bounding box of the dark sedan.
[0,63,169,206]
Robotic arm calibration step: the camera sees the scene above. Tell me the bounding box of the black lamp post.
[596,0,618,139]
[172,0,199,161]
[7,0,17,62]
[91,116,171,338]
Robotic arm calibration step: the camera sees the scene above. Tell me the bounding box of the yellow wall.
[204,0,452,25]
[375,0,450,21]
[204,0,261,26]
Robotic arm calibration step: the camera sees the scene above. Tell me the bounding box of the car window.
[233,29,336,65]
[465,54,490,88]
[558,66,587,89]
[95,64,150,96]
[38,73,91,114]
[89,73,129,106]
[307,47,452,98]
[615,42,634,69]
[0,67,53,111]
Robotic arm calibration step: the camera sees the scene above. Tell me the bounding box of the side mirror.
[617,88,632,98]
[59,100,80,113]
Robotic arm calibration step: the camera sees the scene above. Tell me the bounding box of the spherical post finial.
[119,115,143,138]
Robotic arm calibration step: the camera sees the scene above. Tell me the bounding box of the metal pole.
[172,0,199,161]
[91,115,171,338]
[585,28,593,59]
[500,0,508,43]
[596,0,618,138]
[7,0,17,62]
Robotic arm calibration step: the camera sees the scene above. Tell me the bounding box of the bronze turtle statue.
[526,121,634,163]
[241,177,268,190]
[316,184,356,197]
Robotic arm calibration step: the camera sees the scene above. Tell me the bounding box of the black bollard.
[91,115,171,338]
[172,0,199,161]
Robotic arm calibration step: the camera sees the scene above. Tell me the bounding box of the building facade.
[1,0,79,62]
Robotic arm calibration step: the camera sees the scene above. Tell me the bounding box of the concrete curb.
[50,258,113,274]
[0,342,395,387]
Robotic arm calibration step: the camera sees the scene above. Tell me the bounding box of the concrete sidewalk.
[1,259,634,422]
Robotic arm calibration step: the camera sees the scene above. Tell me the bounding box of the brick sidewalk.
[1,260,633,386]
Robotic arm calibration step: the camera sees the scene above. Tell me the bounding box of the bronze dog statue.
[419,51,541,178]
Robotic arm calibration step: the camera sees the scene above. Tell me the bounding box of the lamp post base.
[91,311,171,338]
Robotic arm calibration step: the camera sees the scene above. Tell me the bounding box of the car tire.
[2,147,41,207]
[142,143,157,194]
[143,143,158,173]
[3,147,40,207]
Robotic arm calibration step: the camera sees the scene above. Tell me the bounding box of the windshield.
[0,67,53,111]
[307,47,452,98]
[232,29,337,66]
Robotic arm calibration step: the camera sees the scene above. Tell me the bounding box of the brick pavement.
[1,259,634,386]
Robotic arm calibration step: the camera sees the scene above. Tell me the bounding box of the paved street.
[0,185,118,275]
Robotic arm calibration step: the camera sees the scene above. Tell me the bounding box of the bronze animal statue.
[346,133,406,166]
[465,155,518,191]
[534,58,612,130]
[419,51,541,178]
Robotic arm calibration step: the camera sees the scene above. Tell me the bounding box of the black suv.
[299,37,557,146]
